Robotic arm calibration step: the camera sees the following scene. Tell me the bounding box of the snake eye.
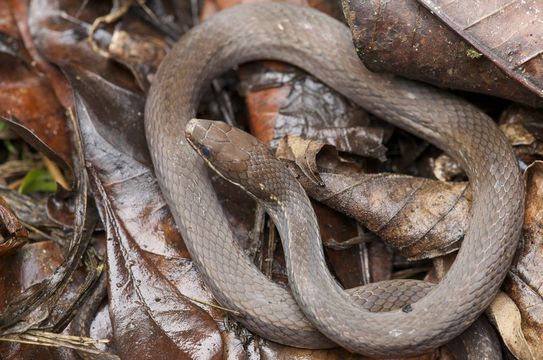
[199,145,211,158]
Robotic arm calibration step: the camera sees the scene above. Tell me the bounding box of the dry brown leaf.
[430,154,465,182]
[279,137,470,260]
[277,135,328,185]
[418,0,543,98]
[499,105,543,164]
[488,292,535,360]
[497,160,543,358]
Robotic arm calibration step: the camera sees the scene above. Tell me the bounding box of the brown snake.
[145,2,524,356]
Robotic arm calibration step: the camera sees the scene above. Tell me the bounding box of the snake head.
[185,119,281,202]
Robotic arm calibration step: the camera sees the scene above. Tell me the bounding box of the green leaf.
[18,168,58,194]
[0,121,7,132]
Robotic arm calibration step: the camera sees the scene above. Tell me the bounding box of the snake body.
[145,3,524,356]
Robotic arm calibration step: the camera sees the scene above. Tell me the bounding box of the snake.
[144,2,524,357]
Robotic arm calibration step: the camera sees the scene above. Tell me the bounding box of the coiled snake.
[145,3,524,356]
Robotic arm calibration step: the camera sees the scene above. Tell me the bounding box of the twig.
[42,155,69,190]
[87,0,134,57]
[184,296,241,317]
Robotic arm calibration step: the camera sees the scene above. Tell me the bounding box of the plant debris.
[0,0,540,359]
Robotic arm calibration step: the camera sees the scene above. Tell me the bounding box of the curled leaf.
[499,105,543,164]
[277,136,328,186]
[281,140,470,260]
[488,292,535,360]
[0,185,56,229]
[0,195,28,255]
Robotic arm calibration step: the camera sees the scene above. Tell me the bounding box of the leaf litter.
[0,0,541,359]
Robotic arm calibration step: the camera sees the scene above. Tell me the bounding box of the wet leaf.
[0,195,28,255]
[0,84,94,340]
[0,1,73,168]
[84,0,171,91]
[418,0,543,98]
[0,185,57,229]
[107,29,168,90]
[69,66,223,359]
[138,0,200,38]
[0,0,525,357]
[0,241,78,359]
[342,0,543,108]
[27,0,140,96]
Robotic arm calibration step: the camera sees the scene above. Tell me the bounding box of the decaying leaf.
[430,154,465,182]
[279,136,470,260]
[85,0,171,90]
[2,0,540,357]
[0,195,28,255]
[0,105,94,338]
[240,62,389,160]
[342,0,543,108]
[2,0,75,169]
[499,105,543,164]
[277,135,329,185]
[0,24,71,169]
[27,0,141,97]
[108,30,168,90]
[496,161,543,359]
[0,185,56,229]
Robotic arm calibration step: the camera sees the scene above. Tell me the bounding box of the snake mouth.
[184,118,201,145]
[185,118,212,157]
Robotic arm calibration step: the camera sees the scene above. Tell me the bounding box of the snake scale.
[145,3,524,356]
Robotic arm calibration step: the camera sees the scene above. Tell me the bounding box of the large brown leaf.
[342,0,543,107]
[70,66,223,359]
[418,0,543,98]
[278,136,470,260]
